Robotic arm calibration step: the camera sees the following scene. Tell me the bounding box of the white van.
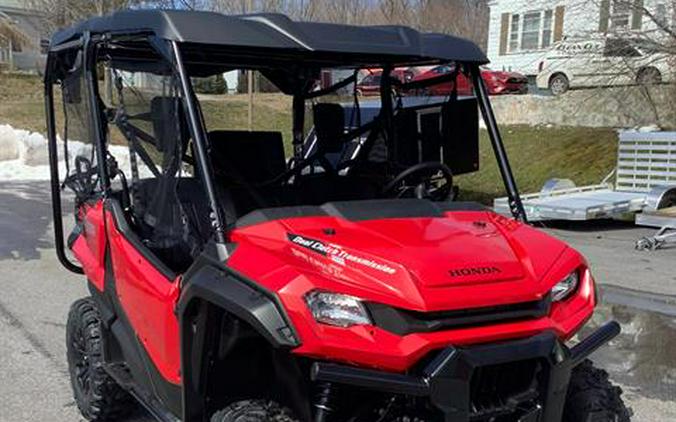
[536,36,673,95]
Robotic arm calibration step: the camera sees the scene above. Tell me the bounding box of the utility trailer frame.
[494,131,676,222]
[635,206,676,250]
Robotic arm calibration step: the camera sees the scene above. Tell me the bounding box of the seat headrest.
[208,130,286,184]
[150,96,189,153]
[313,103,345,154]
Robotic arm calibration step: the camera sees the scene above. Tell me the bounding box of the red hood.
[228,210,573,312]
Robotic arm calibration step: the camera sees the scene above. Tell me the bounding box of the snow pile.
[0,124,136,181]
[0,124,53,180]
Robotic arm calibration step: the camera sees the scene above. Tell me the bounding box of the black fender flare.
[176,263,301,422]
[176,264,299,348]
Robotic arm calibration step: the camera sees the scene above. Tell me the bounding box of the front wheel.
[66,298,136,421]
[211,400,300,422]
[549,73,570,96]
[637,67,662,85]
[563,360,631,422]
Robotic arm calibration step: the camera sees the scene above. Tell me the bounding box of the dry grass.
[456,126,618,203]
[0,72,52,134]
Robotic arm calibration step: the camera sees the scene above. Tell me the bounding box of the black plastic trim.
[235,200,488,228]
[311,362,430,397]
[236,206,327,228]
[312,322,620,422]
[67,222,84,250]
[177,263,299,348]
[321,199,444,221]
[366,296,551,336]
[436,201,488,213]
[177,257,300,422]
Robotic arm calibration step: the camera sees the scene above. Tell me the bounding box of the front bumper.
[311,321,620,422]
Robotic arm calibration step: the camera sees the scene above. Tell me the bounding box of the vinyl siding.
[485,0,671,76]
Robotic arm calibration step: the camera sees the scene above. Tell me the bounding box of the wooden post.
[247,0,254,131]
[8,38,13,71]
[248,70,254,131]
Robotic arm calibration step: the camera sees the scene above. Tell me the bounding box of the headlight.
[305,290,372,328]
[551,270,579,302]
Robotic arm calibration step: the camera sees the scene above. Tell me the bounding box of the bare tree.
[0,12,32,49]
[26,0,142,32]
[0,12,33,69]
[417,0,489,47]
[587,0,675,127]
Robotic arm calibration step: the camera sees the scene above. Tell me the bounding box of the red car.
[357,68,418,96]
[413,65,528,96]
[355,71,382,96]
[483,67,529,95]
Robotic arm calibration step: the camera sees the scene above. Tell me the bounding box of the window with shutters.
[542,10,554,49]
[507,10,557,53]
[521,12,541,50]
[610,0,632,29]
[509,14,520,52]
[655,3,667,27]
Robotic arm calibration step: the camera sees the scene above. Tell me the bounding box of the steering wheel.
[382,162,454,201]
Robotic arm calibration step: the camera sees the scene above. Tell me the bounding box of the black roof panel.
[50,10,488,64]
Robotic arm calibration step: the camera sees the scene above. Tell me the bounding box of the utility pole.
[247,0,254,131]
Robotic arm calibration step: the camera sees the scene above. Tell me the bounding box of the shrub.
[193,75,228,95]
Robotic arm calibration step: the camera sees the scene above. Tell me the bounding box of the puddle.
[582,300,676,402]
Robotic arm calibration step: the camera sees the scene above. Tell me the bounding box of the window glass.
[107,70,187,181]
[60,51,99,198]
[368,75,381,85]
[604,38,640,57]
[611,0,631,29]
[105,67,202,265]
[542,10,553,49]
[521,12,541,50]
[509,14,520,52]
[655,3,668,27]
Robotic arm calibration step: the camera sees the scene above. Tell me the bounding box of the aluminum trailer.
[494,131,676,221]
[635,206,676,250]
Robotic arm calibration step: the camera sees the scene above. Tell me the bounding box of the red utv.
[45,10,628,422]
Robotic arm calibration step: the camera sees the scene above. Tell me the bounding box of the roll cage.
[45,11,527,275]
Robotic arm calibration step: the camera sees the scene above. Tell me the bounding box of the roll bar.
[171,40,231,261]
[470,65,527,223]
[45,37,527,275]
[45,53,83,274]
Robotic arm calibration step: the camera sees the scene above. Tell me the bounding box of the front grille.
[470,359,542,419]
[366,296,551,336]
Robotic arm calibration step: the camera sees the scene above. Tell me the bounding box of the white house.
[0,0,47,71]
[486,0,675,76]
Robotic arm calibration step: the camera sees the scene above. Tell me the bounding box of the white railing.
[616,131,676,192]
